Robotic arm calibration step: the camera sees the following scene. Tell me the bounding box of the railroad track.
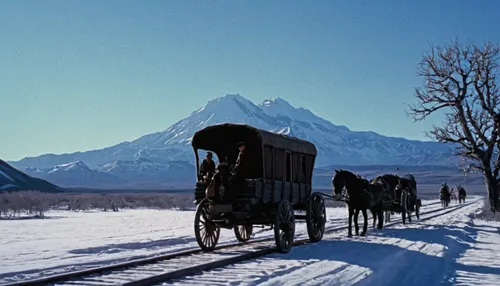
[3,199,469,286]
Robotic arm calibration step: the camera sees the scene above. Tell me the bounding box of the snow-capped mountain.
[97,158,195,186]
[8,93,456,188]
[11,94,453,169]
[43,161,124,188]
[0,160,65,192]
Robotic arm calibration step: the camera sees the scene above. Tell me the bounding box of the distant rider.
[440,182,450,199]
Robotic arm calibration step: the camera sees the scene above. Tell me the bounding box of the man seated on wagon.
[227,141,249,199]
[206,162,230,199]
[199,151,216,181]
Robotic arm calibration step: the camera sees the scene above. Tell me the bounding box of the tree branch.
[406,40,500,212]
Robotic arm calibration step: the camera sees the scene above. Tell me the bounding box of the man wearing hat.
[234,141,247,171]
[200,151,216,180]
[228,141,248,198]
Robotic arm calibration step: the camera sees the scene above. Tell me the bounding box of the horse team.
[331,169,422,237]
[439,183,467,208]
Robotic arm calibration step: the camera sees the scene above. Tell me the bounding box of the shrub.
[0,190,196,218]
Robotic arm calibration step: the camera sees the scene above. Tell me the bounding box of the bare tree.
[407,40,500,212]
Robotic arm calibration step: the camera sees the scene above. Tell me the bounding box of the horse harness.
[338,178,373,202]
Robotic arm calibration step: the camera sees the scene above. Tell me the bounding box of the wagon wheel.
[274,200,295,254]
[306,193,326,242]
[194,198,220,251]
[234,225,253,242]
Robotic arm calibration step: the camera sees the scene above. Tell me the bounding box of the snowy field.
[163,198,500,286]
[1,196,499,285]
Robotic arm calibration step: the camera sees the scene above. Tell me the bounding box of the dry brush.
[0,190,195,218]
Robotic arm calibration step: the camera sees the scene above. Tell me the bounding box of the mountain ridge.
[0,159,66,192]
[7,93,457,188]
[9,94,453,168]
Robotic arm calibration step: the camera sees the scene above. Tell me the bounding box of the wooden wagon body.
[193,123,317,208]
[191,123,325,253]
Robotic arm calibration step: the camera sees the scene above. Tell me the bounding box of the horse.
[439,184,451,208]
[371,173,418,224]
[450,188,458,204]
[332,169,385,237]
[457,184,467,204]
[369,175,396,225]
[393,174,418,224]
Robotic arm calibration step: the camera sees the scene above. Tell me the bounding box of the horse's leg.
[407,197,412,223]
[347,206,353,237]
[377,207,384,229]
[353,209,360,236]
[361,209,368,236]
[370,208,376,228]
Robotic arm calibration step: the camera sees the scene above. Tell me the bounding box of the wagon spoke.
[206,233,213,246]
[240,226,248,239]
[207,233,213,247]
[201,230,208,245]
[202,231,208,244]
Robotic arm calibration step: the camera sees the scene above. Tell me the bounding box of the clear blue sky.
[1,0,499,161]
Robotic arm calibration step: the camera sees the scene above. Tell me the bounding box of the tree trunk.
[484,169,499,212]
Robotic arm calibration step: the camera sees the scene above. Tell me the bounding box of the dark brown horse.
[332,169,385,237]
[394,174,418,223]
[457,184,467,204]
[371,173,418,224]
[440,184,451,208]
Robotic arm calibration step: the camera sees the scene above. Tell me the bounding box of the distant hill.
[17,159,195,189]
[0,159,66,193]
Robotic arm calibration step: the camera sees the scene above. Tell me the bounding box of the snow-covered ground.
[1,196,498,286]
[0,205,351,283]
[163,198,500,286]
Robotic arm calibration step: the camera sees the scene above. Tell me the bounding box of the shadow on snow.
[68,235,195,255]
[267,221,500,286]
